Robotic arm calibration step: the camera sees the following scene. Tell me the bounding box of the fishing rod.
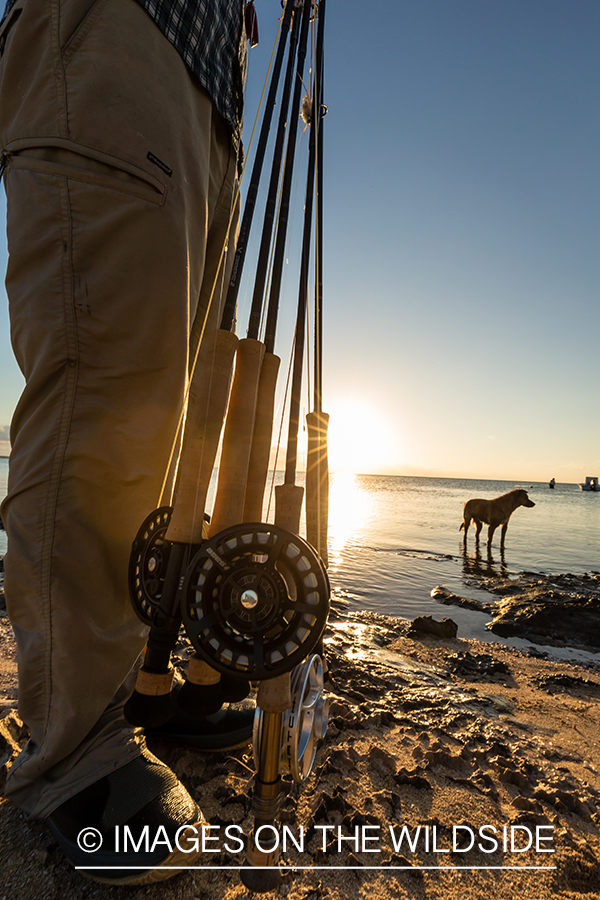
[219,0,295,339]
[208,1,305,537]
[232,16,329,886]
[305,0,329,565]
[124,3,300,727]
[184,5,319,888]
[242,0,313,530]
[128,4,331,892]
[275,44,320,535]
[239,3,331,889]
[179,3,331,890]
[162,2,312,719]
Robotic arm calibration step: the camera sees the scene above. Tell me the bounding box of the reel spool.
[253,654,329,782]
[128,507,173,625]
[181,523,329,681]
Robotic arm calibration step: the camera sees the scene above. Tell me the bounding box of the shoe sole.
[77,819,206,886]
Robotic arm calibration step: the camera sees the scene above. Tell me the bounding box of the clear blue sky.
[1,0,599,481]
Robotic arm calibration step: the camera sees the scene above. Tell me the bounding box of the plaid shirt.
[1,0,246,143]
[135,0,247,143]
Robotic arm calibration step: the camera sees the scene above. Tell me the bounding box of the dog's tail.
[459,522,464,532]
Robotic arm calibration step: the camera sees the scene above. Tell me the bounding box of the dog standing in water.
[460,489,535,551]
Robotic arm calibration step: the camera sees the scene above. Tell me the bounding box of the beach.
[1,569,599,900]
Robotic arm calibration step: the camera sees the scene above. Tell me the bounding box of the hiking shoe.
[145,700,255,751]
[47,748,205,884]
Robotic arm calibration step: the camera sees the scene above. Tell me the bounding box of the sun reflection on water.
[324,620,372,663]
[327,472,373,570]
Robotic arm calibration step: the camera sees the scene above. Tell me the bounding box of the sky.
[1,0,599,482]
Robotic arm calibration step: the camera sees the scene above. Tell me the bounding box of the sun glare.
[326,399,399,474]
[327,471,372,568]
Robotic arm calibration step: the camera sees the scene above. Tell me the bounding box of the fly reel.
[253,654,329,782]
[128,507,173,625]
[181,523,329,681]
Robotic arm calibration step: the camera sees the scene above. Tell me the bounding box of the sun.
[325,398,400,474]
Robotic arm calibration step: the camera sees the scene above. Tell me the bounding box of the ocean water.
[2,459,598,657]
[324,472,599,660]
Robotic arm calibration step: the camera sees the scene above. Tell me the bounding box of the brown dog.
[460,489,535,550]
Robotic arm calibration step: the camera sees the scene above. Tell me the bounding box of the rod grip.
[167,328,238,543]
[243,352,281,522]
[274,483,304,535]
[210,338,265,535]
[305,410,329,565]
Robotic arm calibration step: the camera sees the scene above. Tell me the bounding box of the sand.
[0,573,599,900]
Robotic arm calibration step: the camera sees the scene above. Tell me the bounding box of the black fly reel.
[181,523,329,681]
[128,507,173,625]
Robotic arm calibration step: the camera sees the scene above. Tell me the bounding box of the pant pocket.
[4,137,167,205]
[60,0,111,65]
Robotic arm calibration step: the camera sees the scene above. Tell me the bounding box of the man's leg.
[1,0,238,819]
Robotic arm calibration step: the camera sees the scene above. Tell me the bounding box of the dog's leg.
[474,519,483,544]
[500,522,508,550]
[462,517,470,544]
[487,523,497,550]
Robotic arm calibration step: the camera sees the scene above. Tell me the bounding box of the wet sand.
[0,572,599,899]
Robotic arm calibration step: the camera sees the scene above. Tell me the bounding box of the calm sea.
[323,473,599,652]
[2,459,598,657]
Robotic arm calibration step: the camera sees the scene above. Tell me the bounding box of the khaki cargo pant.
[0,0,238,816]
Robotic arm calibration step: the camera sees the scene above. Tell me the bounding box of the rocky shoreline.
[0,572,599,899]
[432,571,600,652]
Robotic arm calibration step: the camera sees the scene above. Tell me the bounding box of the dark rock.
[431,585,489,612]
[487,591,600,650]
[522,646,549,659]
[407,615,458,639]
[533,673,600,695]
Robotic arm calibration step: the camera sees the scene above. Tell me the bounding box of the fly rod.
[241,3,322,888]
[162,3,305,718]
[274,67,319,534]
[242,0,313,527]
[240,33,322,888]
[208,1,306,537]
[124,5,298,726]
[305,0,328,565]
[220,0,295,332]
